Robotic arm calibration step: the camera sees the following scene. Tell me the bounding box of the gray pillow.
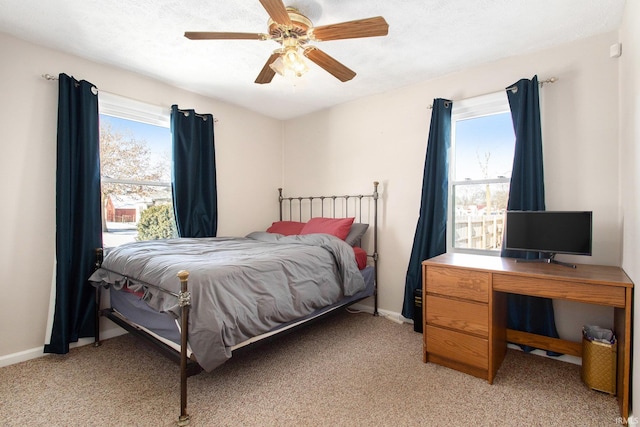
[345,223,369,247]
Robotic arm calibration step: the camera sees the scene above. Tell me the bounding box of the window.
[98,93,176,247]
[448,92,515,254]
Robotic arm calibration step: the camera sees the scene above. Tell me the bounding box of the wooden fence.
[454,214,504,250]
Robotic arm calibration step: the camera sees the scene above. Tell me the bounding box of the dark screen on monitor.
[505,211,592,255]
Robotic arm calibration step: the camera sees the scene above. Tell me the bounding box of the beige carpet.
[0,311,621,426]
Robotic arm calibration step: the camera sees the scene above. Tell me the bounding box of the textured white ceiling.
[0,0,626,120]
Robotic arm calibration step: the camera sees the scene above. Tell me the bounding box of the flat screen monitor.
[505,211,592,256]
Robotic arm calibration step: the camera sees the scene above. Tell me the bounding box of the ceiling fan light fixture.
[269,46,309,78]
[269,55,286,76]
[283,47,308,77]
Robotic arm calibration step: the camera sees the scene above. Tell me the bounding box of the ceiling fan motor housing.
[268,8,312,44]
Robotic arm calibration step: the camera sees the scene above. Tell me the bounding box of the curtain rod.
[41,74,219,123]
[427,77,558,109]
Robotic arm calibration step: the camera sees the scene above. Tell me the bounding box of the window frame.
[99,92,170,128]
[447,91,513,255]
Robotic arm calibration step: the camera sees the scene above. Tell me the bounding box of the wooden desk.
[422,253,633,419]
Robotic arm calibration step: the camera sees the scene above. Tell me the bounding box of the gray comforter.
[89,231,365,372]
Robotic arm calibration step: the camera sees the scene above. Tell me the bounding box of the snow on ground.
[103,222,137,248]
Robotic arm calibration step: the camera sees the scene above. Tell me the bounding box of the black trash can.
[413,288,423,333]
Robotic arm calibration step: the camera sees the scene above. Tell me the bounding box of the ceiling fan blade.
[311,16,389,41]
[259,0,292,26]
[303,47,356,82]
[185,32,266,40]
[255,52,281,84]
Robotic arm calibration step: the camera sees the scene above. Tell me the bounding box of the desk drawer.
[426,266,489,302]
[426,296,488,337]
[493,274,627,308]
[426,325,488,369]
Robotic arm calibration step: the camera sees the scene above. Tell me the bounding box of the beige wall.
[619,0,640,419]
[283,31,622,341]
[0,32,283,361]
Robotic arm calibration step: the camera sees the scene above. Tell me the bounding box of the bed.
[89,182,379,425]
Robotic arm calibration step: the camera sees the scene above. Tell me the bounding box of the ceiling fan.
[184,0,389,84]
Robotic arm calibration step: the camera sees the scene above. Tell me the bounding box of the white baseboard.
[348,302,411,325]
[0,326,126,368]
[0,346,48,368]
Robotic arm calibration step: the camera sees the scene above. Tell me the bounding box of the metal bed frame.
[93,181,379,426]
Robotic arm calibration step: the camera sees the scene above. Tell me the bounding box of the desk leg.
[614,287,632,420]
[489,291,507,383]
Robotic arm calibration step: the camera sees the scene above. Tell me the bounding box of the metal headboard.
[277,181,379,315]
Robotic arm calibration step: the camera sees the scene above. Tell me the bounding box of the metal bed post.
[177,270,191,426]
[372,181,379,316]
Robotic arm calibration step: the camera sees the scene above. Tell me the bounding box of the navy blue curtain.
[501,76,559,353]
[171,105,217,238]
[402,99,452,319]
[45,74,102,354]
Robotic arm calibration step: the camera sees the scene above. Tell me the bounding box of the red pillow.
[266,221,305,236]
[300,217,355,240]
[353,246,367,270]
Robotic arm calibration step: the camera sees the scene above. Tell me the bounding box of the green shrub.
[137,204,178,241]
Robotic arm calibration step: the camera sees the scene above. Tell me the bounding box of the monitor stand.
[514,253,577,269]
